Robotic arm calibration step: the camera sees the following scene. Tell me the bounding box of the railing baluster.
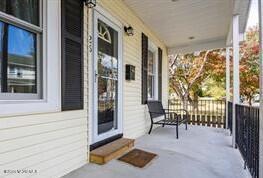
[168,98,258,178]
[201,100,206,126]
[234,104,259,178]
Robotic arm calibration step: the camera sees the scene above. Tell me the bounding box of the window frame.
[147,40,158,101]
[0,0,61,116]
[0,0,43,100]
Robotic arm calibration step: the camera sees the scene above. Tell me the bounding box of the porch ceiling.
[123,0,251,54]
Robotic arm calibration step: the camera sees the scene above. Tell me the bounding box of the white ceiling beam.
[168,39,226,55]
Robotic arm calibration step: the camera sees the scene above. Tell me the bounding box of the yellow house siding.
[0,5,89,178]
[97,0,169,138]
[0,112,88,178]
[0,0,169,177]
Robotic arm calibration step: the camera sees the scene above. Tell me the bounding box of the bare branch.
[189,50,210,89]
[169,55,179,68]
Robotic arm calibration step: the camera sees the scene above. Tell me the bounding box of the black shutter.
[61,0,83,111]
[158,48,162,101]
[141,33,148,104]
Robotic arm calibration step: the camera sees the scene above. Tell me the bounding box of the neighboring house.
[7,54,37,93]
[0,0,251,178]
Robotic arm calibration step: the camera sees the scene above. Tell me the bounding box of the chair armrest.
[149,111,176,114]
[163,111,179,120]
[149,111,164,114]
[149,111,177,118]
[164,109,189,115]
[164,109,189,122]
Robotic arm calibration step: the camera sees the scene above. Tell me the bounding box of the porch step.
[90,138,135,165]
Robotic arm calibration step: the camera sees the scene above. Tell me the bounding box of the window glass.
[0,1,6,12]
[0,0,39,26]
[97,19,119,135]
[148,75,153,99]
[0,0,41,99]
[0,22,3,91]
[148,50,155,99]
[148,50,154,74]
[7,25,37,93]
[98,20,118,79]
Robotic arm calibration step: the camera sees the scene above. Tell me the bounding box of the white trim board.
[148,39,159,101]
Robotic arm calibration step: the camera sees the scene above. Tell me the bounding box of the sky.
[246,0,259,30]
[0,22,35,57]
[8,25,35,57]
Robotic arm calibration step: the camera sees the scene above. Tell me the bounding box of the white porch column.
[258,1,263,177]
[232,14,240,148]
[225,47,230,129]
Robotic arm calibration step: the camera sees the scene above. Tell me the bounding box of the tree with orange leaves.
[169,50,224,107]
[239,26,259,105]
[169,25,260,106]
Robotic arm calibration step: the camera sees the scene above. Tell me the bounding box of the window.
[147,42,157,100]
[0,0,41,99]
[0,0,39,26]
[0,0,60,116]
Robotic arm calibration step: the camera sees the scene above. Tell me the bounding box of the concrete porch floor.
[63,125,251,178]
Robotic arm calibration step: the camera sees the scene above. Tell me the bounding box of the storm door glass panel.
[7,25,37,93]
[97,19,118,135]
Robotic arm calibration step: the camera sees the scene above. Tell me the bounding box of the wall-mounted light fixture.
[84,0,96,8]
[124,26,134,36]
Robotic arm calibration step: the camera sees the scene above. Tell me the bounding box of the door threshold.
[90,134,123,151]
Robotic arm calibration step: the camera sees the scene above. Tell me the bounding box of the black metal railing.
[235,104,259,178]
[228,101,233,133]
[168,99,226,128]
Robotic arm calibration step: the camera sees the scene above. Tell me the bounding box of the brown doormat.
[118,149,157,168]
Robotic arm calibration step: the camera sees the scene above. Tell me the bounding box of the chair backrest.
[147,100,165,119]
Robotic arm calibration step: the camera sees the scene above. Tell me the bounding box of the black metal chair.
[147,100,188,139]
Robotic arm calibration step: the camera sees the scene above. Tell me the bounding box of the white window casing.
[148,40,158,100]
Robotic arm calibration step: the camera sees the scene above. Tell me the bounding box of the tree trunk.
[182,93,189,111]
[193,93,199,111]
[248,97,252,106]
